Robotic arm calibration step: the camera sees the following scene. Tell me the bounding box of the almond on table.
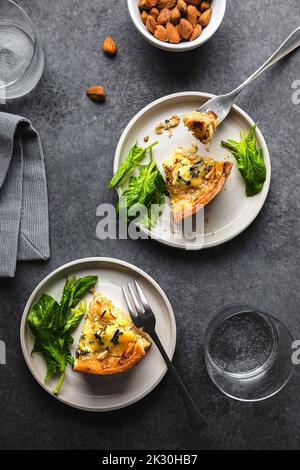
[86,85,106,102]
[103,36,117,55]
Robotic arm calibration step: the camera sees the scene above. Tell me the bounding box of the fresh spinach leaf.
[222,124,266,196]
[60,275,97,325]
[108,141,158,190]
[118,159,167,228]
[28,294,61,334]
[63,300,87,334]
[27,275,98,395]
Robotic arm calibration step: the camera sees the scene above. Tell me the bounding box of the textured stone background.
[0,0,300,450]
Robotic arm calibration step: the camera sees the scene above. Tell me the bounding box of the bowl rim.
[127,0,227,52]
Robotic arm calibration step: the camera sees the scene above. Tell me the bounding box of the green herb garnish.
[108,141,158,190]
[95,331,104,345]
[111,329,123,346]
[27,275,98,395]
[221,124,266,196]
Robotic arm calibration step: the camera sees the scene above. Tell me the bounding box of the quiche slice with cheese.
[74,292,151,375]
[163,145,233,223]
[183,111,218,145]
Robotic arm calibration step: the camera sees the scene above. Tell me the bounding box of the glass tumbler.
[0,0,44,101]
[204,304,294,402]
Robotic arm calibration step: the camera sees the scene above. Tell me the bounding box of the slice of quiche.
[74,292,151,375]
[163,145,233,223]
[183,111,218,145]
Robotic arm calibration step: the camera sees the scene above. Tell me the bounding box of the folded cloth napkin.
[0,112,50,278]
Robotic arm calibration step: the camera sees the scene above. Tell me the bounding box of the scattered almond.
[186,5,199,27]
[177,0,187,14]
[154,24,169,41]
[86,86,106,102]
[146,14,157,33]
[189,23,202,40]
[150,7,160,19]
[103,36,117,56]
[177,18,193,39]
[200,1,210,12]
[199,7,211,26]
[166,22,180,43]
[157,7,171,25]
[171,7,181,24]
[141,11,149,24]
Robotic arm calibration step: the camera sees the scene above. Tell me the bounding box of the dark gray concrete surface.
[0,0,300,450]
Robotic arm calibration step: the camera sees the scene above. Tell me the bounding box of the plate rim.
[113,91,271,250]
[20,257,177,412]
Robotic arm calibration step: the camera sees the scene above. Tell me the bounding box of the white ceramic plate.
[114,92,271,250]
[20,258,176,412]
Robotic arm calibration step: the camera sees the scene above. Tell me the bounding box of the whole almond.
[177,18,193,39]
[86,86,106,102]
[150,7,160,19]
[157,7,171,25]
[154,24,169,41]
[186,0,201,5]
[158,0,177,10]
[177,0,187,14]
[200,1,210,12]
[199,7,211,27]
[146,14,157,33]
[139,0,158,10]
[166,22,180,43]
[103,36,117,56]
[141,11,149,24]
[186,5,199,27]
[189,23,202,41]
[171,7,181,24]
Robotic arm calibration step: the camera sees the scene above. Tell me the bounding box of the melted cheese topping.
[76,293,147,360]
[164,146,215,191]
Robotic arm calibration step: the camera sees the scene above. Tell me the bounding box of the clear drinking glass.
[204,304,294,402]
[0,0,44,101]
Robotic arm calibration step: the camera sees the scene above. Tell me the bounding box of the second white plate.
[114,92,271,250]
[20,258,176,412]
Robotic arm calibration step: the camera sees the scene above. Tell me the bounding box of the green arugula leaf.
[108,141,158,190]
[222,124,266,196]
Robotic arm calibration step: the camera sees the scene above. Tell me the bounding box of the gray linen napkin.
[0,112,50,278]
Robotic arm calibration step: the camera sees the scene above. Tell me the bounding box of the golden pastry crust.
[73,292,151,375]
[163,145,233,222]
[183,111,218,145]
[74,340,147,375]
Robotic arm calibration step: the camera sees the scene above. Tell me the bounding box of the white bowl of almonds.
[128,0,226,52]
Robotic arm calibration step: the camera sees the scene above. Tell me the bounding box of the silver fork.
[198,26,300,124]
[123,280,207,431]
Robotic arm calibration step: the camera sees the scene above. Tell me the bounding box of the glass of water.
[204,304,294,402]
[0,0,44,101]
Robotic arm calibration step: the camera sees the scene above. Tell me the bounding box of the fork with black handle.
[122,280,207,431]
